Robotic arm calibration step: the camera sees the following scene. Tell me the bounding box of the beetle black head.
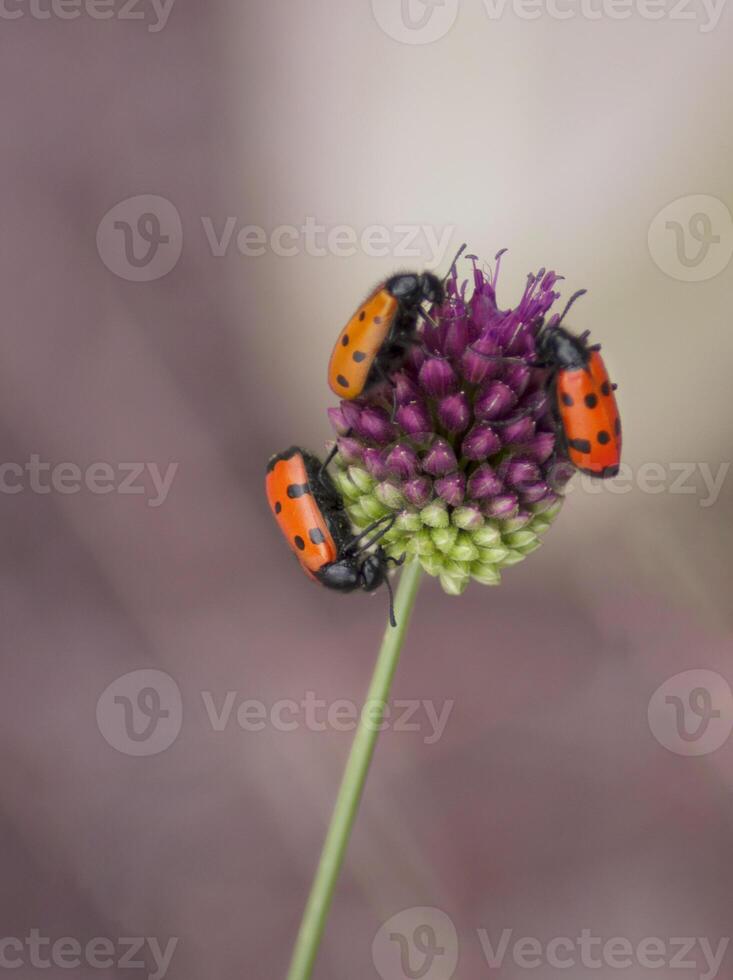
[316,557,362,593]
[315,547,402,627]
[358,548,388,592]
[536,326,588,370]
[536,289,589,370]
[386,272,444,308]
[418,272,444,305]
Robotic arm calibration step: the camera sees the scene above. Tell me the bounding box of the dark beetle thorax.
[538,325,589,371]
[386,273,421,304]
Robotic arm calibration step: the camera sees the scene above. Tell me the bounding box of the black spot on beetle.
[336,374,349,389]
[585,393,598,409]
[309,528,326,545]
[568,438,591,454]
[597,430,610,445]
[287,483,310,498]
[352,351,367,363]
[274,501,282,514]
[341,334,349,346]
[561,393,574,407]
[294,535,305,551]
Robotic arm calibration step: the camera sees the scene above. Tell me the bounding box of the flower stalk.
[285,560,423,980]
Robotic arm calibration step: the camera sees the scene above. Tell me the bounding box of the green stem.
[285,559,424,980]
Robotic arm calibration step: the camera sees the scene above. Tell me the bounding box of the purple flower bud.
[396,399,433,438]
[422,438,458,476]
[435,470,466,507]
[385,443,420,480]
[362,446,389,481]
[503,362,531,398]
[475,381,517,421]
[533,490,559,513]
[504,458,541,490]
[522,388,551,418]
[419,318,443,355]
[418,357,457,398]
[404,343,427,373]
[484,494,519,518]
[393,371,421,406]
[500,415,535,444]
[527,431,555,463]
[467,463,503,500]
[497,313,525,355]
[340,401,362,431]
[519,481,550,504]
[443,315,469,358]
[471,332,502,357]
[547,458,575,490]
[460,346,503,385]
[328,406,351,435]
[461,423,501,460]
[354,406,394,444]
[336,437,364,464]
[403,476,433,508]
[438,392,471,434]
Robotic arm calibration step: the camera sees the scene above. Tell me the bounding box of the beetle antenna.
[417,307,439,329]
[555,289,587,327]
[345,514,396,554]
[319,437,349,482]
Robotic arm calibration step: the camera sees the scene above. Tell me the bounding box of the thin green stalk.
[286,559,423,980]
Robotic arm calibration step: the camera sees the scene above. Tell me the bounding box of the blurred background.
[2,1,732,977]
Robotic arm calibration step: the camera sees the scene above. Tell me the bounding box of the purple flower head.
[328,249,570,595]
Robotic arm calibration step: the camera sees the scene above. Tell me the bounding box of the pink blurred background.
[2,1,732,977]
